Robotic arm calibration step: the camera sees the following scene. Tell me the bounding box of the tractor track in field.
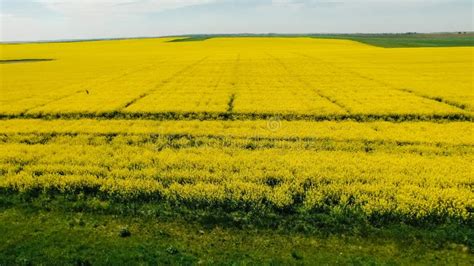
[398,88,470,111]
[226,54,241,114]
[119,56,210,110]
[21,59,171,114]
[21,90,87,114]
[294,52,470,112]
[265,52,351,114]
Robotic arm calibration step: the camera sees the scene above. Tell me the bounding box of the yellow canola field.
[1,135,472,220]
[0,119,473,221]
[1,37,473,223]
[1,38,472,116]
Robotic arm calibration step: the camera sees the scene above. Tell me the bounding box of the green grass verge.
[0,194,472,264]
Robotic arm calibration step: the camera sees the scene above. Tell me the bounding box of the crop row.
[1,119,472,145]
[1,133,472,156]
[1,132,472,222]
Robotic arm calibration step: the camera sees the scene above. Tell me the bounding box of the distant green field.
[316,34,474,48]
[170,33,474,48]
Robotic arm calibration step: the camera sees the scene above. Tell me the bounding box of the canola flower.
[1,38,472,116]
[0,37,473,223]
[0,122,473,221]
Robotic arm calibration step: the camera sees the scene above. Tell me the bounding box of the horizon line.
[1,31,473,45]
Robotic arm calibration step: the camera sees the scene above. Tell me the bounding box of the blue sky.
[0,0,472,41]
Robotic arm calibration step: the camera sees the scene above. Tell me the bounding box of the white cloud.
[35,0,216,16]
[1,0,471,41]
[271,0,341,6]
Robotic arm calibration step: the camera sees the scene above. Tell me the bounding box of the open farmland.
[1,37,473,264]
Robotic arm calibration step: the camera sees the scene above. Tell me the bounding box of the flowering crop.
[0,37,473,223]
[1,38,472,117]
